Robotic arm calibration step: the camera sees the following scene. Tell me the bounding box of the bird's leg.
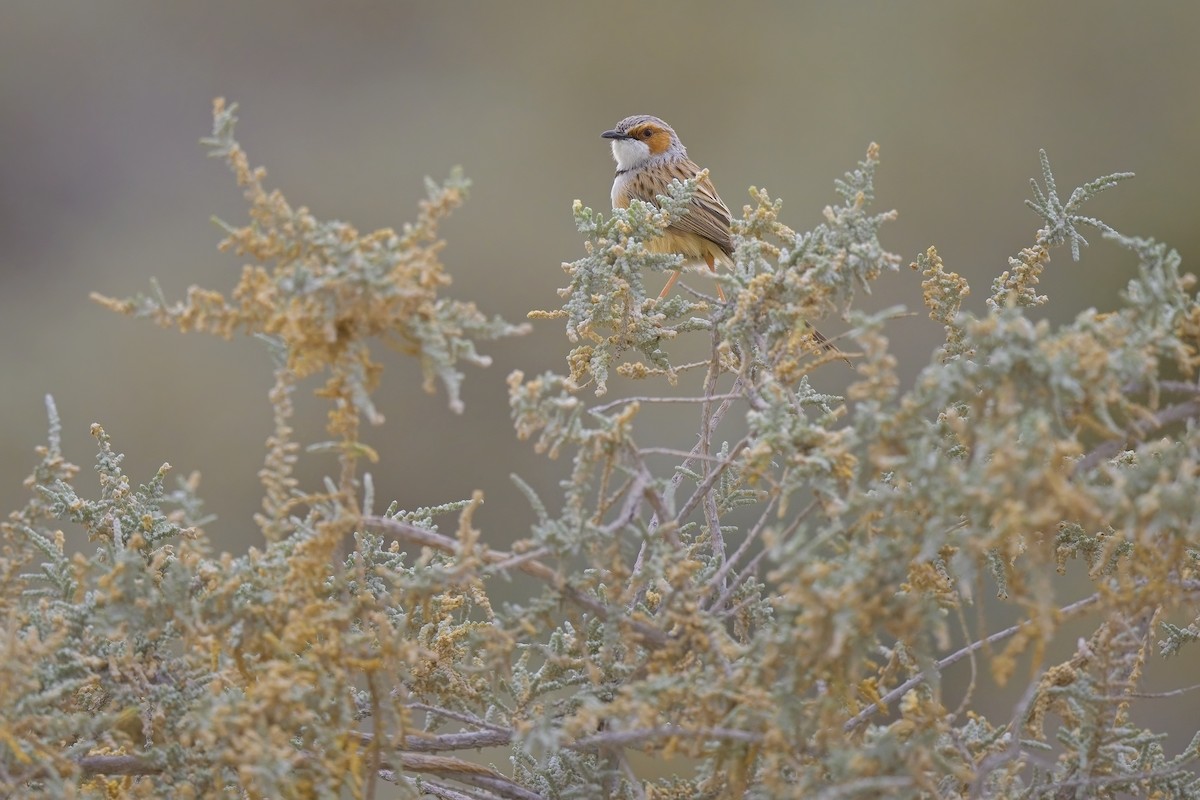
[657,256,726,302]
[658,269,682,299]
[706,253,726,302]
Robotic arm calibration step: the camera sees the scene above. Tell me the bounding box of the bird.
[601,114,845,362]
[601,114,731,301]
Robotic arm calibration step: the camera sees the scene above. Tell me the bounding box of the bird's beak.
[601,129,629,140]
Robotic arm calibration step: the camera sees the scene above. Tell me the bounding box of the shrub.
[2,99,1198,799]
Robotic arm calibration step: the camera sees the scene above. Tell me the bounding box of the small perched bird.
[602,114,844,361]
[602,114,731,301]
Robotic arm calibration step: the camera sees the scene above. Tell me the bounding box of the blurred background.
[2,0,1197,755]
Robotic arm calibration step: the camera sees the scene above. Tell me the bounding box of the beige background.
[2,0,1197,757]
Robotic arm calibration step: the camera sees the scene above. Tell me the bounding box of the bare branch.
[1127,682,1200,699]
[638,447,746,464]
[407,703,512,734]
[703,491,782,607]
[362,515,669,648]
[675,439,749,526]
[388,753,543,800]
[571,724,764,750]
[709,500,812,613]
[845,591,1104,732]
[1074,399,1200,474]
[700,331,728,572]
[590,393,745,414]
[375,730,512,753]
[404,777,501,800]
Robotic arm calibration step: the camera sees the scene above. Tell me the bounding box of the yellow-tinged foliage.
[5,106,1200,799]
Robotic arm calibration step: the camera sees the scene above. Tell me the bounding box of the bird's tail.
[810,325,851,366]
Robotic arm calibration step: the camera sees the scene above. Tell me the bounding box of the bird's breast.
[611,172,635,210]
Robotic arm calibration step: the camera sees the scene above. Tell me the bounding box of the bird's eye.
[642,129,654,138]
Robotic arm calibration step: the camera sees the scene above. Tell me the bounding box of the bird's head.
[601,115,684,171]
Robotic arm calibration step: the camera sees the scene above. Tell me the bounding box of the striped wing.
[628,158,734,258]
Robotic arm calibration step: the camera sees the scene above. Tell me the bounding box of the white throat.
[611,138,651,172]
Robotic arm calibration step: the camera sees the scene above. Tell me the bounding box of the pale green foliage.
[556,181,719,394]
[549,145,900,396]
[2,103,1200,799]
[988,150,1133,311]
[1026,149,1134,262]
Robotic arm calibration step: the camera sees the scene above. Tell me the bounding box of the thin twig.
[702,492,782,608]
[1043,762,1198,794]
[1157,380,1200,395]
[712,547,770,614]
[708,499,817,613]
[407,702,511,734]
[367,673,382,800]
[814,776,915,799]
[405,777,499,800]
[358,721,763,755]
[700,331,727,575]
[571,724,763,750]
[630,458,679,547]
[1127,682,1200,699]
[1074,399,1200,474]
[603,472,646,537]
[590,393,745,414]
[630,353,753,584]
[638,448,745,464]
[594,474,635,528]
[844,591,1104,732]
[616,750,648,800]
[949,598,978,721]
[651,370,751,531]
[968,655,1046,798]
[485,547,553,573]
[675,439,749,526]
[1120,379,1200,397]
[353,729,511,752]
[386,752,543,800]
[715,592,760,622]
[363,515,669,648]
